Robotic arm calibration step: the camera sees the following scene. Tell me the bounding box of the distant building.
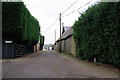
[34,43,40,52]
[34,38,40,52]
[54,27,76,56]
[43,44,54,50]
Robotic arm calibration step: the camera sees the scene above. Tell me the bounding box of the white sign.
[1,0,22,2]
[5,41,12,43]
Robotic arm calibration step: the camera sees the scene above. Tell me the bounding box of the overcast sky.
[22,0,98,44]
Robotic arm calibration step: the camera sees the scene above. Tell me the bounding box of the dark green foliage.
[73,2,120,68]
[2,2,40,46]
[40,35,45,50]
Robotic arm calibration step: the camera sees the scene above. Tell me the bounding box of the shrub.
[2,2,40,46]
[73,2,120,68]
[40,35,45,50]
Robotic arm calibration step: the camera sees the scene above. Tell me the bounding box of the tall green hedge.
[73,2,120,68]
[40,35,45,50]
[2,2,40,46]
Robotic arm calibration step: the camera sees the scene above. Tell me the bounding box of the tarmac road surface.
[2,51,118,78]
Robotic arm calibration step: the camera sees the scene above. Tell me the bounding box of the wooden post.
[59,13,61,53]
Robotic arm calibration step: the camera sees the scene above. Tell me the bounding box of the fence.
[2,37,34,59]
[14,44,25,57]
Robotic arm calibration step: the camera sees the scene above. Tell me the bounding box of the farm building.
[54,26,76,56]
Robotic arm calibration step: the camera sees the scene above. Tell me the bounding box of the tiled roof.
[56,27,73,42]
[62,26,71,34]
[61,27,73,39]
[64,27,70,32]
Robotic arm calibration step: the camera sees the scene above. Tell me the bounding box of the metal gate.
[14,44,25,57]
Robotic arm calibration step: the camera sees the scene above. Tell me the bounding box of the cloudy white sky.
[22,0,99,44]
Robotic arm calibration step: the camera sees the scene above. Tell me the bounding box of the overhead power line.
[42,18,58,34]
[42,0,78,34]
[61,0,78,15]
[62,0,93,18]
[42,0,93,34]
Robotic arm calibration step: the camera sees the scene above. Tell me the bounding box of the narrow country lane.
[2,51,118,78]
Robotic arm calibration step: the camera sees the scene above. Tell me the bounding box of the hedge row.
[73,2,120,68]
[2,2,40,46]
[40,35,45,50]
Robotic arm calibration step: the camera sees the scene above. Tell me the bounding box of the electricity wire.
[61,0,78,15]
[42,18,58,34]
[62,0,93,18]
[43,0,94,34]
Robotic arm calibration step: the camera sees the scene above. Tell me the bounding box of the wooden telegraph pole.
[54,30,56,42]
[59,13,61,53]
